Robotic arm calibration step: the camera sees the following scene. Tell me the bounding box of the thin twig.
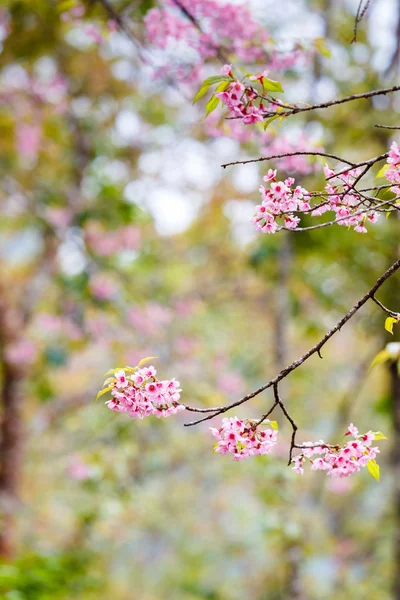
[351,0,372,44]
[371,295,399,317]
[184,258,400,426]
[221,151,355,169]
[375,124,400,130]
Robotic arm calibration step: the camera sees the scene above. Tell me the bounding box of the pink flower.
[284,215,300,229]
[292,424,386,480]
[221,64,233,76]
[311,457,330,470]
[263,169,277,182]
[145,382,158,395]
[354,224,367,234]
[132,373,145,386]
[323,164,335,178]
[115,370,129,389]
[101,361,183,419]
[346,423,359,437]
[210,417,278,461]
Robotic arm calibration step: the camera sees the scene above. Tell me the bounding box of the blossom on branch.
[97,361,184,419]
[292,425,386,480]
[210,417,278,461]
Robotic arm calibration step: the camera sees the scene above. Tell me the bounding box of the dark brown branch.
[272,384,298,465]
[351,0,372,43]
[184,258,400,426]
[221,151,355,169]
[375,124,400,130]
[371,295,399,318]
[268,86,400,118]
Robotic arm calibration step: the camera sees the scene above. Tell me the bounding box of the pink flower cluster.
[385,141,400,190]
[103,365,184,419]
[253,169,310,233]
[85,222,141,256]
[144,1,270,81]
[263,133,321,175]
[292,424,382,478]
[216,74,266,125]
[210,417,278,461]
[128,303,172,336]
[253,166,381,234]
[322,165,380,233]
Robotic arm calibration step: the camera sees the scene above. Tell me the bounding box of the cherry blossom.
[292,425,386,479]
[252,172,311,234]
[99,363,184,419]
[210,417,278,461]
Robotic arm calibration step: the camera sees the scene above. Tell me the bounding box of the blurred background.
[0,0,399,598]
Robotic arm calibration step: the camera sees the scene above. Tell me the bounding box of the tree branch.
[184,258,400,425]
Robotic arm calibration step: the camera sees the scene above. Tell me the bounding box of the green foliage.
[0,552,99,599]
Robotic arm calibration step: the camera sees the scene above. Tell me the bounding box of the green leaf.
[314,37,331,58]
[193,76,231,104]
[103,366,135,377]
[376,163,389,179]
[137,356,158,367]
[193,84,210,104]
[205,94,220,117]
[215,81,230,93]
[95,385,113,402]
[269,420,279,430]
[385,316,398,334]
[373,431,388,441]
[263,114,280,130]
[367,459,380,482]
[202,75,232,86]
[263,78,284,93]
[370,349,391,369]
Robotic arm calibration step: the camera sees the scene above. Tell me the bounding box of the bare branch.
[371,295,399,318]
[184,258,400,426]
[221,151,355,170]
[375,124,400,130]
[351,0,373,43]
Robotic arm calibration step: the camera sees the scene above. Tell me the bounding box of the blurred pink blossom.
[67,455,93,481]
[217,372,246,395]
[15,122,42,162]
[4,340,37,366]
[89,274,117,301]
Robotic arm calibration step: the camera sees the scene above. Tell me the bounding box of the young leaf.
[373,431,388,441]
[385,316,398,334]
[376,163,389,179]
[367,459,380,482]
[263,114,280,130]
[370,349,391,369]
[269,420,279,430]
[95,385,113,402]
[193,76,231,104]
[202,75,232,86]
[263,78,284,93]
[137,356,158,367]
[314,37,331,58]
[193,84,210,104]
[205,94,220,117]
[215,81,230,93]
[103,366,135,377]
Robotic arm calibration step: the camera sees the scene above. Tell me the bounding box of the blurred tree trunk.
[274,234,305,599]
[0,294,25,559]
